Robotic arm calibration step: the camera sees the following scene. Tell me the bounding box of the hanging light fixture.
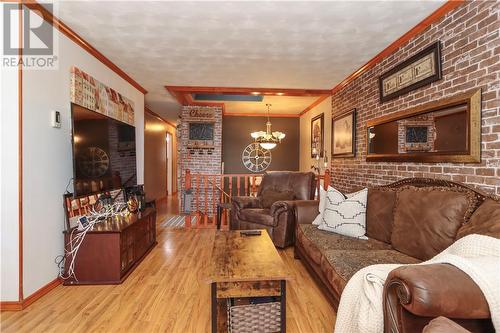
[250,104,285,149]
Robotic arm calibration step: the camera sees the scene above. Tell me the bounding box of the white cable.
[58,202,127,281]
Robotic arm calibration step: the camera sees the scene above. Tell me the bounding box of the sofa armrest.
[384,263,490,321]
[270,200,295,216]
[232,196,261,210]
[293,200,319,225]
[423,317,472,333]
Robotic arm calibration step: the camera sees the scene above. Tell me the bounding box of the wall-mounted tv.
[71,103,137,197]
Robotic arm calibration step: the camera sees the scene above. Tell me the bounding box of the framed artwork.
[379,41,442,103]
[332,109,356,157]
[311,113,324,157]
[70,67,135,125]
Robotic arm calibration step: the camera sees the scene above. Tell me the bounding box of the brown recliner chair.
[231,171,316,248]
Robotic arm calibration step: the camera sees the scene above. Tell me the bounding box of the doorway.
[166,132,173,196]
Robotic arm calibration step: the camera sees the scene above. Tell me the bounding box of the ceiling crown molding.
[165,85,330,117]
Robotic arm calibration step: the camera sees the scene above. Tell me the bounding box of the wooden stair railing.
[183,169,329,229]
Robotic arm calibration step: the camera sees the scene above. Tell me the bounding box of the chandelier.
[250,104,285,150]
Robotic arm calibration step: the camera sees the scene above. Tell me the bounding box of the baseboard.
[0,277,61,312]
[0,301,23,311]
[23,278,61,308]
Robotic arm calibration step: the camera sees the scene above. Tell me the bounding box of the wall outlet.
[51,110,61,128]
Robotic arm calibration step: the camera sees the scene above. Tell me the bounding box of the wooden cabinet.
[63,208,156,285]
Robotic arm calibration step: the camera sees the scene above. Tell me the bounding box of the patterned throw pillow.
[312,186,328,225]
[318,187,368,239]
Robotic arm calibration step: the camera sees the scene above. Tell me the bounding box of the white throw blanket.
[334,234,500,333]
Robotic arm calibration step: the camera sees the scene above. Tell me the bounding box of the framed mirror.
[366,89,481,163]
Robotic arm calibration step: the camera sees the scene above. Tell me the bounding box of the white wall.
[0,3,20,302]
[299,97,332,172]
[21,25,144,297]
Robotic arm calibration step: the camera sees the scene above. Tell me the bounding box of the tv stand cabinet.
[63,208,156,285]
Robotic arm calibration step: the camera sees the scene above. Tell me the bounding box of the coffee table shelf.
[207,230,291,333]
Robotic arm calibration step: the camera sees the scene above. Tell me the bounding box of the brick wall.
[178,105,223,212]
[330,1,500,196]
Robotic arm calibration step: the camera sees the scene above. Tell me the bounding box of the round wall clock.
[79,147,110,178]
[242,143,272,172]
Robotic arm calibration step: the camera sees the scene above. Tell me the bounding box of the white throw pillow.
[312,185,331,225]
[318,187,368,239]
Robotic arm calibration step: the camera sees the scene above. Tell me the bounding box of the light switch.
[51,110,61,128]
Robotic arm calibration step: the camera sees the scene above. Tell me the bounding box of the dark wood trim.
[331,109,356,158]
[1,278,61,312]
[331,0,465,94]
[379,41,442,103]
[366,89,481,163]
[211,283,217,333]
[165,85,330,117]
[280,280,286,333]
[299,95,330,116]
[22,278,61,308]
[0,302,23,311]
[24,2,147,94]
[311,113,324,158]
[165,86,331,97]
[18,3,24,302]
[223,112,299,118]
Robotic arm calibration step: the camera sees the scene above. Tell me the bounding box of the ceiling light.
[249,104,285,150]
[260,142,277,150]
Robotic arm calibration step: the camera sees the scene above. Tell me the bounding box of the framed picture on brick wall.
[332,109,356,158]
[379,41,442,103]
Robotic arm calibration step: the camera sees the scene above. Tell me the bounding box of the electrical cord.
[57,202,127,281]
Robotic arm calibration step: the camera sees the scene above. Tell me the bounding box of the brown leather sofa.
[293,178,498,333]
[423,316,473,333]
[231,171,316,248]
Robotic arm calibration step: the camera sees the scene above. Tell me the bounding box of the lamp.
[250,104,285,150]
[311,149,328,173]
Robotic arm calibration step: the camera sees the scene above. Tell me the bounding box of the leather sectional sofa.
[293,178,499,333]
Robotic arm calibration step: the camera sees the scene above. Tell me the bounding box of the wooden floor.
[1,207,335,332]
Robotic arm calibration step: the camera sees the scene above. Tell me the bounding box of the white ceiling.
[50,0,445,122]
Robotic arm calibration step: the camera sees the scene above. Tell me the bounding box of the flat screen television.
[71,103,137,197]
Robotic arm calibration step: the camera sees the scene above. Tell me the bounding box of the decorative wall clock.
[242,143,272,172]
[78,147,110,177]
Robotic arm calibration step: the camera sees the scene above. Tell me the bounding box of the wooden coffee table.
[207,230,291,333]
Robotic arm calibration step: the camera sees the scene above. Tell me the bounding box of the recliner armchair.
[231,171,316,248]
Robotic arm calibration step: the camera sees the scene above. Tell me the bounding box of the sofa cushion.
[260,187,295,208]
[239,208,275,226]
[456,198,500,239]
[391,186,477,261]
[366,188,397,243]
[297,224,391,265]
[322,249,421,283]
[296,223,421,300]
